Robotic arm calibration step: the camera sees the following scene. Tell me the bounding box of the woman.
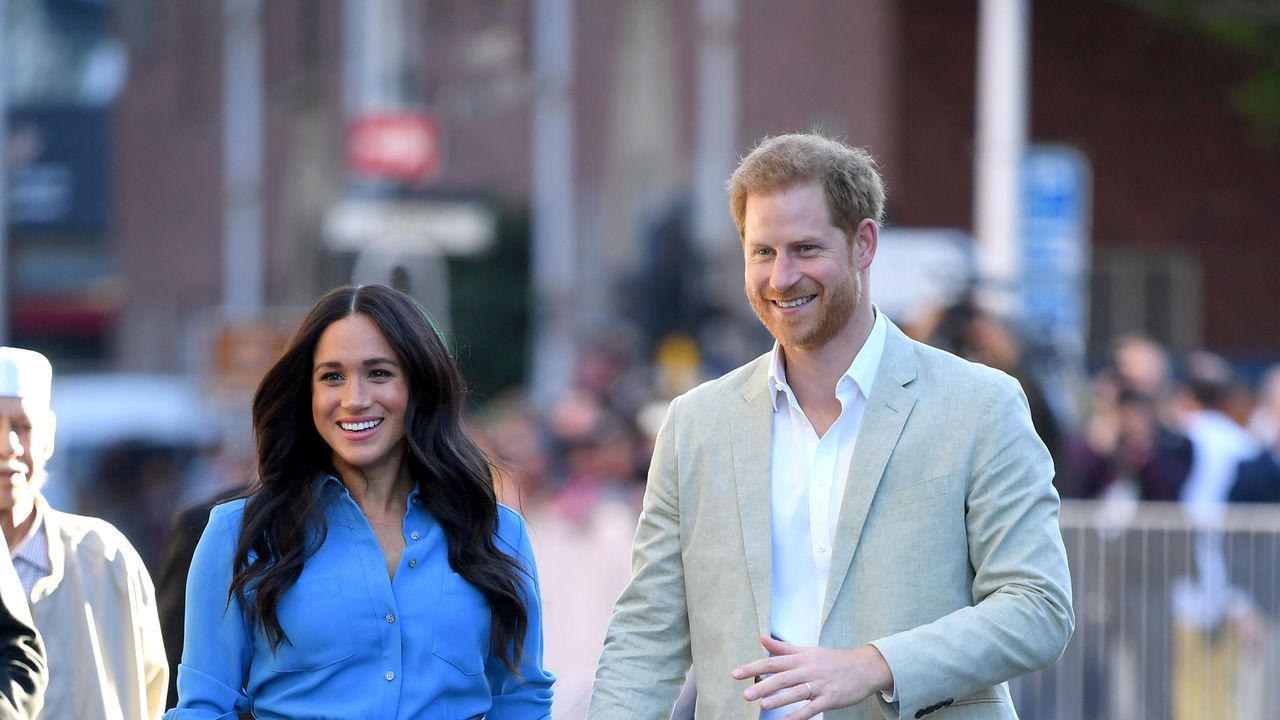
[167,285,554,719]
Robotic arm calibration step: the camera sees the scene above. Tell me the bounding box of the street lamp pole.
[974,0,1030,318]
[222,0,265,323]
[529,0,577,413]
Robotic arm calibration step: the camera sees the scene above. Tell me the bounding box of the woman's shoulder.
[205,496,249,535]
[494,503,532,556]
[209,495,249,519]
[495,502,529,534]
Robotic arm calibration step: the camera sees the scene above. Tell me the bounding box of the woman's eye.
[369,368,392,379]
[319,372,342,383]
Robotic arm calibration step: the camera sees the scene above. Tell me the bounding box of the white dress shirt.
[762,309,887,720]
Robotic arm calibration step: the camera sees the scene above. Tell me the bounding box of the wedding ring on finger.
[804,682,814,700]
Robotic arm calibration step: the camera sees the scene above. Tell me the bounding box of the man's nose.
[770,254,798,291]
[0,425,17,459]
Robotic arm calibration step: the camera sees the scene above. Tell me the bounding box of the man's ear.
[854,218,878,271]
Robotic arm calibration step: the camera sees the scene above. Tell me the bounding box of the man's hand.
[731,635,894,720]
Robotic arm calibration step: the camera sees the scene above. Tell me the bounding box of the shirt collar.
[11,501,49,573]
[317,472,423,510]
[766,305,889,413]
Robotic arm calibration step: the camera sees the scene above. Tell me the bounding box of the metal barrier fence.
[1011,500,1280,720]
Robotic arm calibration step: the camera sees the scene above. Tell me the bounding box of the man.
[0,549,44,718]
[0,347,167,719]
[1231,364,1280,503]
[1169,351,1261,720]
[589,133,1073,720]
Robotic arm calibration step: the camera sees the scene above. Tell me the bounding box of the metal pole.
[693,0,739,313]
[342,0,369,121]
[973,0,1029,318]
[345,0,406,119]
[530,0,576,412]
[222,0,264,322]
[0,0,9,344]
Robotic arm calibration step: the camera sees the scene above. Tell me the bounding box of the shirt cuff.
[881,685,898,704]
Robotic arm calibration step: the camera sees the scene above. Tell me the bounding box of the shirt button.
[385,671,395,681]
[817,544,829,554]
[385,613,396,623]
[816,478,827,487]
[409,531,420,541]
[408,558,417,568]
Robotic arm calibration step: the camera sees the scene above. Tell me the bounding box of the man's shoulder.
[897,332,1019,396]
[43,507,147,570]
[676,353,771,408]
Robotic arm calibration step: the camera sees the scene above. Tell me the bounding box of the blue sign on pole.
[1020,146,1091,355]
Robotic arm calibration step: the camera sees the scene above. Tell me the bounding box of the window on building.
[1087,245,1201,359]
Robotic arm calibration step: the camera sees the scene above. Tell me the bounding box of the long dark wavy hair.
[229,284,528,671]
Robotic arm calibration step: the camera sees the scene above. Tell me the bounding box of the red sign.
[347,112,441,182]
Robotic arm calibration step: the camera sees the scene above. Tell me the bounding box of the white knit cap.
[0,347,53,409]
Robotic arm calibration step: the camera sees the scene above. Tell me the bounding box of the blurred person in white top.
[1170,351,1265,720]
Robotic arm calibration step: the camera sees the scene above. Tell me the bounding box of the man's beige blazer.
[589,321,1073,720]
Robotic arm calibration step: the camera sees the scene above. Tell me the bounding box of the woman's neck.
[339,460,414,517]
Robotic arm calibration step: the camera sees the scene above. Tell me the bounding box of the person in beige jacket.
[589,134,1073,719]
[0,346,166,720]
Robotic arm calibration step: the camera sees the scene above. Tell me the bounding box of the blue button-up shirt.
[166,476,554,719]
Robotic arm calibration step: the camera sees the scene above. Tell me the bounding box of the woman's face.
[311,313,410,480]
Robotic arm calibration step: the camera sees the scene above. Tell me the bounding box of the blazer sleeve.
[164,504,253,719]
[485,509,555,720]
[588,396,692,719]
[870,372,1075,718]
[0,549,45,720]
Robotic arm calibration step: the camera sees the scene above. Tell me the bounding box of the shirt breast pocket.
[267,573,357,673]
[432,571,492,676]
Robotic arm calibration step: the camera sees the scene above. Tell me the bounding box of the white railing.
[1012,500,1280,720]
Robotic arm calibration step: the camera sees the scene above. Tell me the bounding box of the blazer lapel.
[821,322,919,627]
[730,356,776,634]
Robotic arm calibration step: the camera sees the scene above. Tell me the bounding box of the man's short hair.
[727,131,886,241]
[0,347,52,409]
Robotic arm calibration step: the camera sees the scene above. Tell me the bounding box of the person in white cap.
[0,347,167,720]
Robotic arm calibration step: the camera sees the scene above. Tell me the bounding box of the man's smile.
[772,295,817,309]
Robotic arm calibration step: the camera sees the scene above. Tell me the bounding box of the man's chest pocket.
[267,573,357,673]
[882,473,954,510]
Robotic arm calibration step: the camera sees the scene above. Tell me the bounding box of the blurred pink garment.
[527,494,638,720]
